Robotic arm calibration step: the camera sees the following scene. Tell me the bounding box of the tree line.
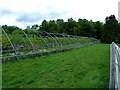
[2,15,120,43]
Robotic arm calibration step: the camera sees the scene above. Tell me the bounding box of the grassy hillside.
[2,44,110,88]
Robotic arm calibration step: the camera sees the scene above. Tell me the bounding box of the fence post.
[109,42,120,90]
[109,42,115,89]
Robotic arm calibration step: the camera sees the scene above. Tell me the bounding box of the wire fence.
[109,42,120,90]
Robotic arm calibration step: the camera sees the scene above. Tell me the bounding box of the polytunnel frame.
[2,30,62,55]
[2,28,36,54]
[42,31,61,50]
[49,33,63,50]
[1,27,100,63]
[31,29,49,50]
[21,30,35,51]
[1,27,17,54]
[12,34,31,52]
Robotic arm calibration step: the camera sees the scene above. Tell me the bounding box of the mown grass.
[2,44,110,88]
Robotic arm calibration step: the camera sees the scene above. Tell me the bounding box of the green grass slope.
[2,44,110,88]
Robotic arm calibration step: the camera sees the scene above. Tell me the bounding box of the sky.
[0,0,120,29]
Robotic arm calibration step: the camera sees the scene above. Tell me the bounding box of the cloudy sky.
[0,0,119,29]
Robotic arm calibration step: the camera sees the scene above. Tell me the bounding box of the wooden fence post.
[109,42,120,90]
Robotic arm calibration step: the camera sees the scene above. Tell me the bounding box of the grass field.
[2,44,110,88]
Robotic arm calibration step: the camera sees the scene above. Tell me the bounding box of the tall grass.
[2,44,110,88]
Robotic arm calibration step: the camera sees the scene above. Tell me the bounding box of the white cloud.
[0,0,119,29]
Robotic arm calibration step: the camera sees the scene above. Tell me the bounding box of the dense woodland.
[2,15,120,43]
